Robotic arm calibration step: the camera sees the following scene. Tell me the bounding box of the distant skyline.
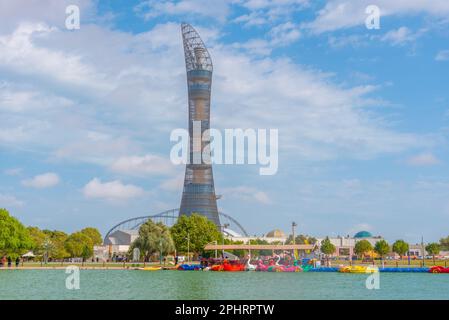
[0,0,449,242]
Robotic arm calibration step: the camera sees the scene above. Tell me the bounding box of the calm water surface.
[1,270,448,300]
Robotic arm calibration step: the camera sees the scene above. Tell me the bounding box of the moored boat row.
[139,264,449,273]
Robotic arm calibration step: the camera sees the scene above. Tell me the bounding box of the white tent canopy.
[22,251,35,257]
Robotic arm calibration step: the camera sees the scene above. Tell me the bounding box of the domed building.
[354,231,373,238]
[266,229,286,239]
[255,229,287,243]
[316,230,383,258]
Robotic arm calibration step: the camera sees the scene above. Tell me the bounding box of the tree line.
[320,237,445,265]
[129,213,222,260]
[3,207,449,262]
[128,215,321,260]
[0,208,102,261]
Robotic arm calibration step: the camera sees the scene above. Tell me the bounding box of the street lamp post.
[292,222,297,258]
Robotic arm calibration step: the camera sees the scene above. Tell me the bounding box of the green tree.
[27,226,48,256]
[374,240,390,267]
[247,239,260,257]
[439,236,449,251]
[320,237,336,266]
[223,239,245,257]
[354,240,373,259]
[130,220,174,261]
[286,234,317,245]
[65,232,93,259]
[80,227,103,246]
[392,240,409,260]
[0,209,33,257]
[425,243,440,265]
[247,238,275,257]
[44,230,69,260]
[170,214,222,257]
[253,239,272,256]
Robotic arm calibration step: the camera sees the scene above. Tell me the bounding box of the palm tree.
[130,220,174,263]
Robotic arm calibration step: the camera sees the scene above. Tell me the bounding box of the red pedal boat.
[429,266,449,273]
[222,261,245,272]
[210,264,223,271]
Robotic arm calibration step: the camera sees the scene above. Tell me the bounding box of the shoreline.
[0,266,137,270]
[0,266,438,273]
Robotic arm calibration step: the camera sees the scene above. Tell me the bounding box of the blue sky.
[1,0,449,243]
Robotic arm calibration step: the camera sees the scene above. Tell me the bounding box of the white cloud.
[435,49,449,61]
[82,178,145,200]
[0,194,24,207]
[381,27,412,46]
[304,0,449,34]
[212,47,430,159]
[0,0,96,34]
[233,12,268,27]
[53,132,139,166]
[232,22,301,56]
[0,21,187,162]
[0,15,435,167]
[109,154,176,176]
[269,22,301,46]
[406,152,441,166]
[22,172,60,188]
[0,83,74,112]
[135,0,231,22]
[221,186,272,204]
[328,34,369,49]
[0,23,111,92]
[238,0,308,25]
[242,0,306,10]
[137,0,308,26]
[380,27,427,46]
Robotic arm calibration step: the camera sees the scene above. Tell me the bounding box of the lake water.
[1,269,449,300]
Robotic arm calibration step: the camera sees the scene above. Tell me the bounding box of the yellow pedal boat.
[339,265,377,273]
[140,266,162,271]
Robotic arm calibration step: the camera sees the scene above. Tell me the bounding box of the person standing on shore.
[15,257,20,267]
[7,256,12,267]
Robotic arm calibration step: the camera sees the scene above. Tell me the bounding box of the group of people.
[0,256,20,268]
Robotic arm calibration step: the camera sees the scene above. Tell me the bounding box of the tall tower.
[179,23,220,226]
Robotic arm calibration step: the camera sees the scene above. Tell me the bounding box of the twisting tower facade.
[179,23,220,226]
